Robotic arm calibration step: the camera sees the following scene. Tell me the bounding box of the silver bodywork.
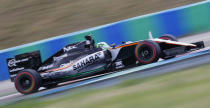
[41,51,106,78]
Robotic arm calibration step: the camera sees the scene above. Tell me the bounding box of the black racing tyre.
[135,40,161,64]
[159,34,178,41]
[14,69,42,94]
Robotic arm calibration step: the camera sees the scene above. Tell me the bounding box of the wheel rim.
[19,76,32,90]
[138,45,154,62]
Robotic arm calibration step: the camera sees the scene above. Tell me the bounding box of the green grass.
[3,63,210,108]
[0,0,202,49]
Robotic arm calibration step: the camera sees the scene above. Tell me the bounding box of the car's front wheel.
[135,40,161,64]
[14,69,42,94]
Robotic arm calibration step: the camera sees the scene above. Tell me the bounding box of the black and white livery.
[7,34,204,94]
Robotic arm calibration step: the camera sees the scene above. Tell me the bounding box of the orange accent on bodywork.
[46,63,74,72]
[115,42,139,48]
[42,60,78,73]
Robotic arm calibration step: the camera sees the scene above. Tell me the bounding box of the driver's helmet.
[96,42,110,49]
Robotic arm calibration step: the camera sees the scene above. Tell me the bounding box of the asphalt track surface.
[1,31,210,105]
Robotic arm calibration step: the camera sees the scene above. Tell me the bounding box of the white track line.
[0,93,20,101]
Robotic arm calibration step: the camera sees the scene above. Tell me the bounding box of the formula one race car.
[7,34,204,94]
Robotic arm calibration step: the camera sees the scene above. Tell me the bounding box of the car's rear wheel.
[14,69,42,94]
[159,34,178,59]
[159,34,178,41]
[135,40,161,64]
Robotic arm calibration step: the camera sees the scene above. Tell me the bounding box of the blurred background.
[0,0,202,49]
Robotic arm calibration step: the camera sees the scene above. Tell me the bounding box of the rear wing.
[7,51,42,81]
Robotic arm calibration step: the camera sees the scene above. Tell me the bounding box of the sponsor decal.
[10,67,25,73]
[41,51,104,79]
[60,61,73,68]
[115,61,124,69]
[38,64,54,71]
[53,54,68,61]
[115,61,123,67]
[63,46,77,52]
[41,70,68,78]
[8,58,29,67]
[73,52,101,71]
